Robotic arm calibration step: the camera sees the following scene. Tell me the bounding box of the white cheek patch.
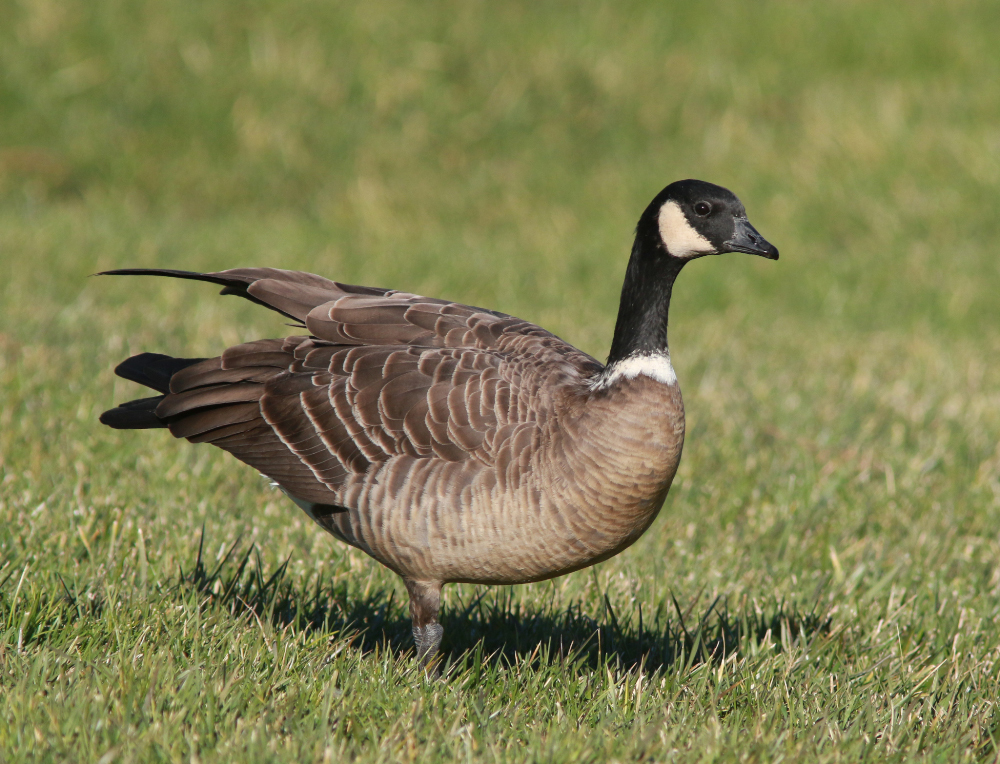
[658,201,714,258]
[590,352,677,390]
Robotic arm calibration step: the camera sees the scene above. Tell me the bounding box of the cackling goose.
[100,179,778,665]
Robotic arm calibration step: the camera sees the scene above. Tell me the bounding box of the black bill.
[724,217,779,260]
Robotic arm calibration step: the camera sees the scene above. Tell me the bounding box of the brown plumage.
[100,180,778,664]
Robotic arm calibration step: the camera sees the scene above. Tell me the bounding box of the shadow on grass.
[178,534,832,675]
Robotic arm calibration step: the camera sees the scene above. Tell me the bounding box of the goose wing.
[104,268,602,506]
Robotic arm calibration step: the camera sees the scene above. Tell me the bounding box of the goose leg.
[404,579,443,668]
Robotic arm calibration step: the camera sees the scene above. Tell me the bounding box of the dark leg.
[404,579,443,668]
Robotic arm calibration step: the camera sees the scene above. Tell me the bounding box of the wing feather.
[106,267,603,512]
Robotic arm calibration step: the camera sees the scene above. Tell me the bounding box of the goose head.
[641,179,779,261]
[604,180,778,370]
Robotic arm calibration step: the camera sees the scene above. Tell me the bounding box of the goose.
[100,179,777,666]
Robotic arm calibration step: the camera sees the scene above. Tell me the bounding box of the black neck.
[606,233,685,366]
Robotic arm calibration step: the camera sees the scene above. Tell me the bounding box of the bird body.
[100,179,777,664]
[316,369,685,587]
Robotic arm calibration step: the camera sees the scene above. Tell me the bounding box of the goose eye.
[694,202,711,216]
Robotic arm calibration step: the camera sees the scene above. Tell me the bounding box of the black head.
[605,179,778,366]
[637,179,779,260]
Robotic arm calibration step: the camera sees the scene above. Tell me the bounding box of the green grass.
[2,0,1000,761]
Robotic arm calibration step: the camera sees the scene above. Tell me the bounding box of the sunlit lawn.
[1,1,999,761]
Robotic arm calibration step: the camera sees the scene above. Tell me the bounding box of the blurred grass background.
[1,0,999,761]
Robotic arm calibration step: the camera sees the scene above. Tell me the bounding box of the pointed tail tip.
[99,396,168,430]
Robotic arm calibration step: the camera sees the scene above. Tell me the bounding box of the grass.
[2,0,1000,760]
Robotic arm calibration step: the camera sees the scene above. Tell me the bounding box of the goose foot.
[405,579,443,670]
[414,623,444,668]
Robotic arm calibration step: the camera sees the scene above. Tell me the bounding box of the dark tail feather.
[96,268,294,318]
[97,268,250,291]
[100,396,166,429]
[114,353,206,394]
[101,353,207,430]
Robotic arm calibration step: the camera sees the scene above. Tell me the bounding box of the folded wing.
[101,268,603,507]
